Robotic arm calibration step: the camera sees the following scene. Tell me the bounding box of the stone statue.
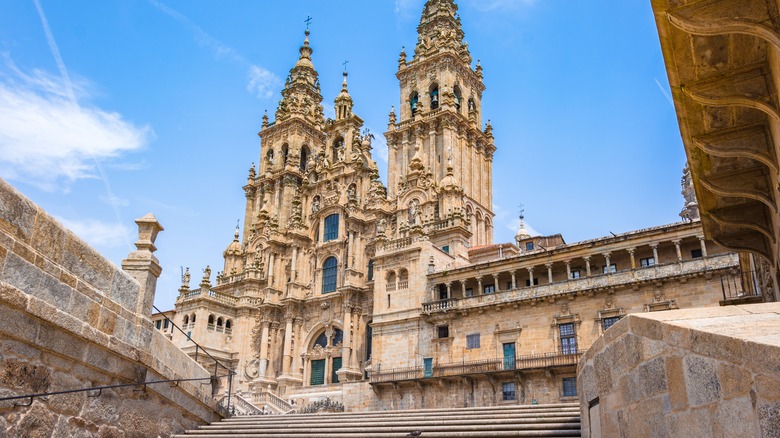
[408,199,421,226]
[377,218,386,235]
[337,146,345,162]
[312,196,321,214]
[182,267,190,287]
[347,184,356,201]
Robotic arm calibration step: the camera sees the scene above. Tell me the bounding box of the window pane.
[559,323,575,337]
[502,382,515,401]
[563,377,577,397]
[322,257,338,293]
[324,214,339,241]
[437,325,449,338]
[603,316,621,331]
[466,334,480,349]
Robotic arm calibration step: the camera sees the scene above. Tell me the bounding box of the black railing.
[370,351,582,384]
[152,304,236,416]
[0,374,232,417]
[721,270,762,301]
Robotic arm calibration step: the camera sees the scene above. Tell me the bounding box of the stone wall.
[578,303,780,437]
[0,178,222,436]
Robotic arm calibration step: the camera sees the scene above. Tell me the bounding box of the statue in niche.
[408,199,421,226]
[347,184,356,201]
[377,218,386,235]
[337,146,345,162]
[312,196,321,214]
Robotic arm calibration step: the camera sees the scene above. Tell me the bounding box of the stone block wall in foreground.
[578,303,780,437]
[0,178,222,436]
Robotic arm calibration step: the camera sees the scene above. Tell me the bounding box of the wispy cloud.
[56,216,131,248]
[367,126,389,165]
[149,0,281,100]
[654,78,674,108]
[247,65,280,99]
[494,203,541,241]
[0,58,153,191]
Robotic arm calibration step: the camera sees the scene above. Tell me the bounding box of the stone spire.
[515,210,531,245]
[334,71,353,121]
[413,0,471,63]
[274,29,324,125]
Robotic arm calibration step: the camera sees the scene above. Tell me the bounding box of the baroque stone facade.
[159,0,750,411]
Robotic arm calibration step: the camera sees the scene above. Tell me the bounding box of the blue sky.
[0,0,685,311]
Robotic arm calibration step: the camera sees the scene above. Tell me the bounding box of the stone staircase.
[173,403,581,437]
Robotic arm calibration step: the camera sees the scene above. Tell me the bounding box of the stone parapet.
[578,302,780,437]
[0,178,222,436]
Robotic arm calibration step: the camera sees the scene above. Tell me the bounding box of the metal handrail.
[0,374,230,411]
[152,304,235,415]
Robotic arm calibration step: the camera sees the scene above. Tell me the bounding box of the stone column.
[673,239,683,262]
[293,318,304,375]
[584,256,591,277]
[258,321,270,377]
[651,244,659,265]
[604,252,612,274]
[492,274,500,292]
[565,261,572,280]
[342,305,353,369]
[282,318,294,374]
[477,276,483,295]
[627,248,636,269]
[527,267,535,287]
[121,213,164,316]
[546,264,553,284]
[461,281,467,297]
[511,271,517,290]
[268,253,275,284]
[699,237,708,257]
[446,282,453,298]
[348,231,355,268]
[291,247,298,279]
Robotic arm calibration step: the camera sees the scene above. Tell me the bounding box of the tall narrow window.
[322,257,338,293]
[367,259,374,281]
[502,382,516,401]
[562,377,577,397]
[453,85,462,112]
[300,146,309,171]
[430,84,439,110]
[559,323,577,354]
[410,91,419,116]
[324,214,339,241]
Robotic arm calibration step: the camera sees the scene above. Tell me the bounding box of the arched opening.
[399,269,409,289]
[386,271,397,291]
[300,145,309,172]
[429,83,439,110]
[208,314,215,330]
[308,328,344,386]
[266,149,275,167]
[281,143,289,164]
[453,85,462,112]
[225,319,233,335]
[183,315,189,325]
[332,137,344,163]
[324,214,339,242]
[216,317,224,333]
[410,91,419,117]
[191,313,196,323]
[322,257,338,293]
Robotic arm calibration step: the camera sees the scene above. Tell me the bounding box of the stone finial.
[133,213,164,253]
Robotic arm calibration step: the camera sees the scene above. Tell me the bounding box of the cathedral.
[155,0,754,412]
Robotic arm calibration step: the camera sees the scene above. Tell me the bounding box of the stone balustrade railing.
[424,253,739,314]
[254,390,294,414]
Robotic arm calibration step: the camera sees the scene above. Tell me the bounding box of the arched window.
[281,143,289,164]
[207,314,215,330]
[183,315,189,325]
[322,257,338,293]
[399,269,409,289]
[453,85,462,112]
[217,317,223,327]
[429,83,439,110]
[367,259,374,281]
[324,214,339,241]
[300,145,309,172]
[468,98,476,112]
[266,149,275,166]
[332,328,344,346]
[386,271,397,291]
[191,314,196,323]
[225,319,233,335]
[410,91,419,116]
[314,332,328,348]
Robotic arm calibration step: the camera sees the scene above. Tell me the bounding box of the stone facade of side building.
[152,0,757,412]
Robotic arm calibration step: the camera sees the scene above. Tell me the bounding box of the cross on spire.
[304,15,312,30]
[518,204,525,220]
[342,60,349,73]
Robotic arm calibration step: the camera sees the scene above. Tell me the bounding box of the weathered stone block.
[0,304,40,344]
[630,356,667,401]
[669,406,713,437]
[759,402,780,438]
[0,282,28,310]
[715,395,760,437]
[718,362,752,400]
[30,211,67,265]
[109,270,139,314]
[665,355,688,410]
[683,355,721,407]
[62,235,114,293]
[36,322,87,362]
[15,402,57,438]
[0,180,37,243]
[2,253,43,297]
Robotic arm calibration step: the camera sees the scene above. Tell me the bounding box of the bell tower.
[385,0,496,247]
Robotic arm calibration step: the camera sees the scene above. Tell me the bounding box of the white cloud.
[56,216,131,249]
[367,126,389,165]
[395,0,423,15]
[247,65,281,100]
[149,0,281,100]
[0,61,153,191]
[99,194,129,208]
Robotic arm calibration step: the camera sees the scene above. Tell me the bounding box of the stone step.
[220,411,580,425]
[174,403,582,438]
